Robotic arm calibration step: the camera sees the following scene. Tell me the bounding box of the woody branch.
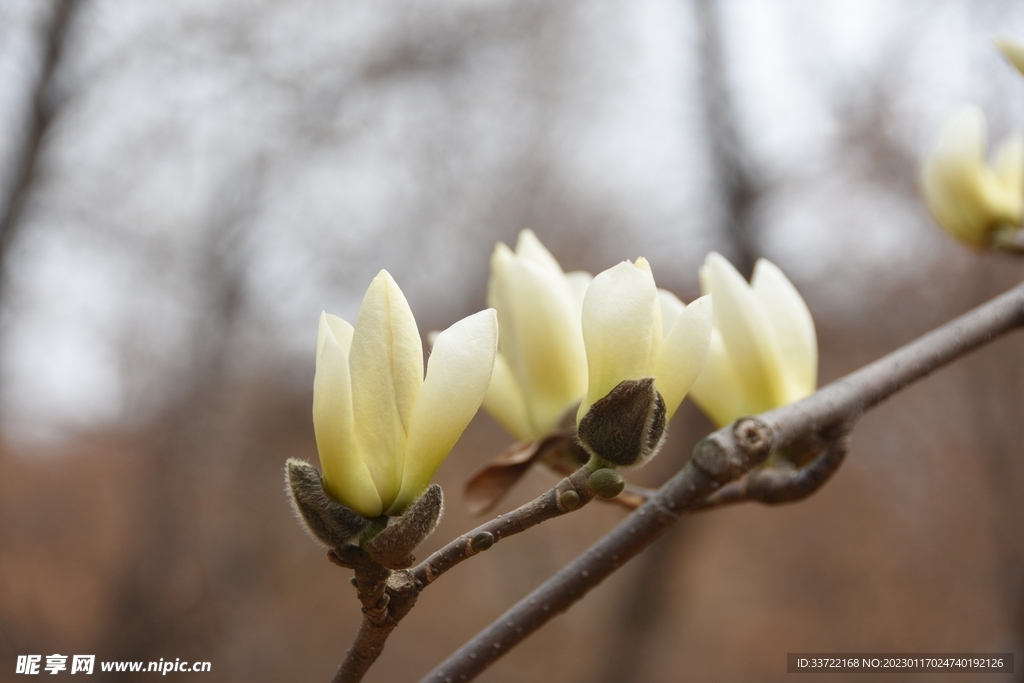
[420,278,1024,683]
[328,466,598,683]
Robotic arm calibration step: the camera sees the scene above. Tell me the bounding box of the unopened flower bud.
[587,468,626,500]
[313,271,497,518]
[483,231,592,441]
[575,258,712,468]
[689,254,818,427]
[920,106,1023,249]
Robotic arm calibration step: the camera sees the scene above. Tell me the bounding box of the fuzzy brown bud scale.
[576,377,667,467]
[365,484,444,569]
[286,458,370,548]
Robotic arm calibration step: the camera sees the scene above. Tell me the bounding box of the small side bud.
[470,531,495,552]
[365,484,444,569]
[588,468,626,500]
[558,489,580,510]
[577,377,667,467]
[286,458,369,548]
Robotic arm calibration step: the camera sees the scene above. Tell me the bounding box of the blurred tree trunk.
[0,0,79,653]
[693,0,758,279]
[0,0,79,312]
[594,2,759,680]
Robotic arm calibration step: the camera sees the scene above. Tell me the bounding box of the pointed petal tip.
[492,241,515,266]
[995,36,1024,75]
[751,257,786,283]
[515,229,540,250]
[688,293,712,312]
[704,251,727,265]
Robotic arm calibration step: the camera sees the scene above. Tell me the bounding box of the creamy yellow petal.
[481,351,532,441]
[634,258,663,366]
[920,106,1024,245]
[633,257,653,277]
[751,259,817,404]
[994,133,1024,219]
[317,312,354,359]
[393,309,498,514]
[348,270,423,510]
[654,295,712,419]
[313,325,382,518]
[578,261,659,421]
[485,243,513,312]
[492,250,588,436]
[921,106,990,245]
[699,253,779,414]
[657,289,686,337]
[689,329,748,428]
[564,271,593,311]
[515,229,564,275]
[996,36,1024,76]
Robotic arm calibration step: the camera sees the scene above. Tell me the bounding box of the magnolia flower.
[575,258,712,466]
[483,230,591,441]
[995,36,1024,77]
[689,253,817,428]
[314,270,497,518]
[920,105,1024,247]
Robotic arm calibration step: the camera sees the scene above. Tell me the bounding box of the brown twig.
[329,467,596,682]
[419,279,1024,683]
[327,546,419,683]
[691,424,851,510]
[411,467,594,587]
[526,447,651,511]
[419,419,773,683]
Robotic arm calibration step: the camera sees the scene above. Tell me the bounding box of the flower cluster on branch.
[282,33,1024,683]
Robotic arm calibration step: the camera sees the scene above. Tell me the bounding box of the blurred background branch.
[0,0,78,297]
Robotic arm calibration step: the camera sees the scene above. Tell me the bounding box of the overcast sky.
[0,0,1022,441]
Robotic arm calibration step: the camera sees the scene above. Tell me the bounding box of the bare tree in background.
[1,2,1023,682]
[0,0,80,657]
[693,0,759,278]
[596,2,760,679]
[95,167,259,675]
[0,0,79,310]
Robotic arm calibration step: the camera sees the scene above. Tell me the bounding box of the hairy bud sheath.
[365,484,444,569]
[577,378,666,467]
[286,458,369,548]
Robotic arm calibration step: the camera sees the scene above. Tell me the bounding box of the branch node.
[386,569,419,597]
[691,417,773,484]
[734,417,773,457]
[328,546,362,569]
